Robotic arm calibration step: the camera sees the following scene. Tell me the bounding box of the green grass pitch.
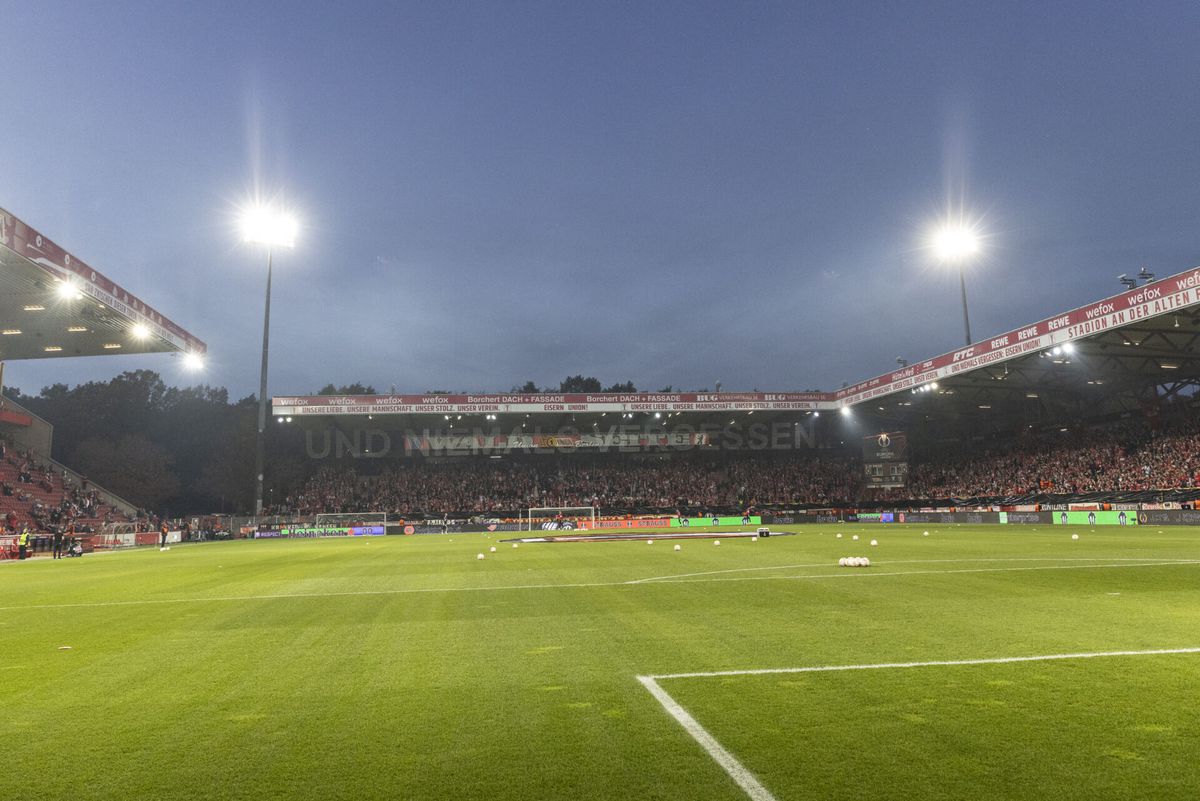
[2,524,1199,800]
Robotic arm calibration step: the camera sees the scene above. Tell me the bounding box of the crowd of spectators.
[277,454,862,518]
[278,453,864,515]
[904,418,1200,499]
[0,439,133,534]
[274,414,1200,516]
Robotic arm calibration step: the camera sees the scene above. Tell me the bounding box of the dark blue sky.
[3,1,1199,398]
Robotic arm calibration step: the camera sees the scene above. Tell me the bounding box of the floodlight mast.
[241,204,298,517]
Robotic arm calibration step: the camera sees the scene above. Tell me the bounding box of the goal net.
[314,512,390,528]
[526,506,597,532]
[95,522,140,549]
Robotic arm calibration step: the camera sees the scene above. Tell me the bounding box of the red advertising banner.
[0,409,32,426]
[588,518,673,529]
[273,391,827,417]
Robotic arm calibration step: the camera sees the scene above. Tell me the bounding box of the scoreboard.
[863,432,908,488]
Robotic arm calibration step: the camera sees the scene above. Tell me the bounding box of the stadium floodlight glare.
[182,352,205,371]
[240,205,298,248]
[840,406,851,416]
[56,280,84,300]
[130,323,151,340]
[931,224,980,263]
[929,221,982,347]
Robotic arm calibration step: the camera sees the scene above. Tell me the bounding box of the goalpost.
[525,506,597,532]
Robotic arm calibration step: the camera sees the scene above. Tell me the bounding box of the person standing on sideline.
[52,526,65,560]
[159,522,169,548]
[17,527,31,560]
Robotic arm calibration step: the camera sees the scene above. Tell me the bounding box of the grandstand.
[268,266,1200,519]
[0,207,206,554]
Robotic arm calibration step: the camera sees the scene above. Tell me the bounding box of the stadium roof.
[850,267,1200,438]
[273,266,1200,434]
[0,207,206,361]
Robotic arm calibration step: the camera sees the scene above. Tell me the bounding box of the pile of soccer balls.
[838,556,870,567]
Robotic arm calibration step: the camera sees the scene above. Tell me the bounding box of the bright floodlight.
[182,352,205,371]
[130,323,151,340]
[56,280,83,300]
[240,205,298,248]
[931,224,980,262]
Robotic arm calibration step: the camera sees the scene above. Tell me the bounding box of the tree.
[317,383,377,395]
[512,381,540,393]
[559,375,602,393]
[603,380,637,393]
[71,435,181,512]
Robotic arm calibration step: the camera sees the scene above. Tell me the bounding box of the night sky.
[3,1,1199,399]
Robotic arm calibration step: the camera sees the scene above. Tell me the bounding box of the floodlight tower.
[240,204,298,517]
[931,223,981,346]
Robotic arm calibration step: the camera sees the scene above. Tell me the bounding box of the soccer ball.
[838,558,847,567]
[476,553,485,560]
[674,544,681,551]
[923,531,929,536]
[512,543,519,548]
[870,539,878,546]
[647,539,654,545]
[489,546,496,553]
[751,536,758,542]
[862,557,871,567]
[836,533,843,539]
[1071,534,1079,540]
[852,535,859,541]
[714,540,720,546]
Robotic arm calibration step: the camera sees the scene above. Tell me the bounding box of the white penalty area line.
[1,558,1197,613]
[637,647,1200,801]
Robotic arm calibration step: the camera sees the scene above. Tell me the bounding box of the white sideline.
[637,647,1200,801]
[0,558,1197,613]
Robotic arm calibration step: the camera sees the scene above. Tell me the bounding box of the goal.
[314,512,390,528]
[525,506,597,532]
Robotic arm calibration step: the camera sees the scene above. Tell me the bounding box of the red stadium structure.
[0,207,207,556]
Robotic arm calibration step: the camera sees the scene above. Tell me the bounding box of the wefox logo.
[1175,270,1200,290]
[1084,302,1114,320]
[1123,286,1162,305]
